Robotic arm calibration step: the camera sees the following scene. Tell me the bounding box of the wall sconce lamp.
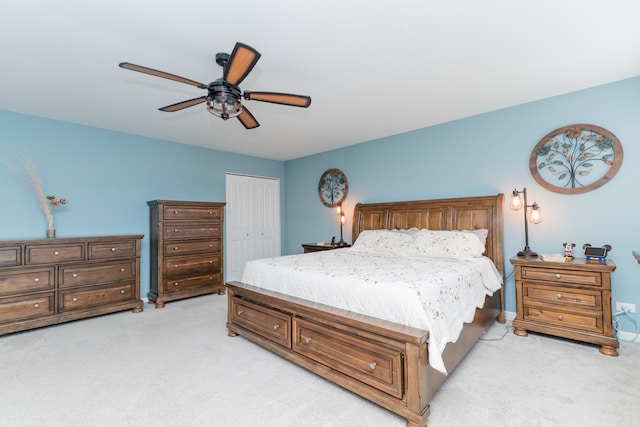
[510,187,542,257]
[335,203,348,247]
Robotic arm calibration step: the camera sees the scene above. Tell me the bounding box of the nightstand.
[301,243,351,253]
[510,256,618,356]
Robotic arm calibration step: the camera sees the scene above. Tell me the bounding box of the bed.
[226,194,505,427]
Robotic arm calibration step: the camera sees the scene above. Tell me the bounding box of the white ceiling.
[1,1,639,161]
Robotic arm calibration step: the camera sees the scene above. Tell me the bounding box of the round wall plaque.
[529,124,623,194]
[318,168,348,207]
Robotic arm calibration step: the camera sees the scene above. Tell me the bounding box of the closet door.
[225,174,281,282]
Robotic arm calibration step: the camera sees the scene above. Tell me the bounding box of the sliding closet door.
[225,174,281,281]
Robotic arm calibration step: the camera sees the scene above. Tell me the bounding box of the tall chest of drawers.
[0,235,144,335]
[148,200,225,308]
[510,256,618,356]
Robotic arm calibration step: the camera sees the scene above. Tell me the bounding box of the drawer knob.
[120,289,125,294]
[209,211,213,215]
[174,246,179,250]
[120,268,125,272]
[174,210,179,214]
[54,251,60,256]
[111,248,116,252]
[304,337,312,344]
[174,229,179,233]
[555,273,561,279]
[34,303,40,308]
[34,277,40,282]
[72,297,78,302]
[209,228,213,231]
[558,315,563,321]
[209,260,213,264]
[237,310,244,315]
[369,362,377,370]
[174,282,179,286]
[556,293,562,299]
[273,324,280,330]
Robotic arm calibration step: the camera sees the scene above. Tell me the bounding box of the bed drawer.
[230,297,291,348]
[293,317,404,399]
[163,272,222,294]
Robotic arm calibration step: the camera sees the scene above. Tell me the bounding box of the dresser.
[0,235,144,336]
[148,200,225,308]
[510,256,618,356]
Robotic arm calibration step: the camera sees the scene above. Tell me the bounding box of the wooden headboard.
[352,194,505,277]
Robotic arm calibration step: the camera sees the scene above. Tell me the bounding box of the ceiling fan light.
[206,93,242,120]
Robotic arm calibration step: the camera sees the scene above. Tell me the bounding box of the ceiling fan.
[119,42,311,129]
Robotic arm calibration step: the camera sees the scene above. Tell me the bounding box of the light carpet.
[1,294,639,427]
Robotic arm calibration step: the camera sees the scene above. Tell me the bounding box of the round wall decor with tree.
[529,124,623,194]
[318,168,348,207]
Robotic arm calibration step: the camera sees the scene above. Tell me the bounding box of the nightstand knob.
[558,315,563,321]
[555,273,561,279]
[556,293,562,300]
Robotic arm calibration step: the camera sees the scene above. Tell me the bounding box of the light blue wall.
[284,76,640,333]
[0,110,285,298]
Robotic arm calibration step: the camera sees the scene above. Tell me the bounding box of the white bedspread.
[241,249,503,375]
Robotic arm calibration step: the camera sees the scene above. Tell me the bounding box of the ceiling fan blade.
[159,96,207,112]
[237,106,260,129]
[244,91,311,108]
[119,62,206,88]
[223,43,261,86]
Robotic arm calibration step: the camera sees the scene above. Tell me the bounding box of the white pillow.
[462,229,489,247]
[406,229,486,260]
[351,229,413,255]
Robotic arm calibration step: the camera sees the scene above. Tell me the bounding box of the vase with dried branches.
[21,162,67,238]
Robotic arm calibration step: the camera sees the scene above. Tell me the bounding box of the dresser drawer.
[293,317,404,399]
[59,261,136,288]
[58,281,135,312]
[521,266,601,287]
[163,205,222,221]
[0,293,55,322]
[163,224,221,240]
[0,246,21,267]
[523,284,602,311]
[523,303,603,334]
[25,244,85,265]
[163,272,222,294]
[230,297,291,348]
[0,268,53,296]
[88,241,137,260]
[163,255,220,276]
[163,239,221,257]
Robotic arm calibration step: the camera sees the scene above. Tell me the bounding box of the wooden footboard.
[226,281,502,427]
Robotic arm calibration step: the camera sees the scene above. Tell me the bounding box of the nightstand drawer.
[523,303,603,334]
[523,284,602,311]
[521,266,601,287]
